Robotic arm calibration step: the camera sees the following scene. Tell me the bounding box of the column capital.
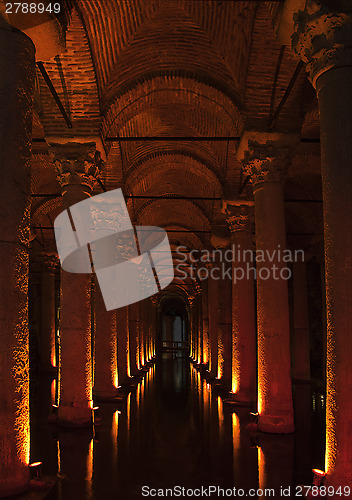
[42,253,60,274]
[222,201,254,233]
[50,142,103,191]
[187,292,195,307]
[284,1,352,87]
[237,132,299,189]
[150,296,159,308]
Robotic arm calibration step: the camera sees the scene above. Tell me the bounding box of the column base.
[258,413,295,434]
[93,390,125,403]
[226,391,256,406]
[57,405,93,428]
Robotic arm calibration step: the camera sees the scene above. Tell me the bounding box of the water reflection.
[30,356,325,500]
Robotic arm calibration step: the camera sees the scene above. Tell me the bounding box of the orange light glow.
[218,331,224,380]
[51,331,57,368]
[111,323,118,388]
[51,379,57,405]
[86,439,94,499]
[112,411,119,444]
[112,410,119,469]
[325,333,336,475]
[57,441,61,475]
[232,412,240,475]
[312,469,326,477]
[127,393,131,437]
[231,342,240,395]
[217,396,224,437]
[13,255,30,466]
[258,446,266,490]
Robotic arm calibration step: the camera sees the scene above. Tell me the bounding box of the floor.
[28,354,325,499]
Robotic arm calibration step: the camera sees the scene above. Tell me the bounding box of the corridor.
[29,355,325,499]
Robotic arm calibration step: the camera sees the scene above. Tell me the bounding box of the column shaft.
[208,274,219,378]
[0,23,35,496]
[224,203,257,403]
[254,178,294,432]
[40,259,58,372]
[292,261,311,381]
[93,279,118,399]
[316,66,352,486]
[117,306,130,384]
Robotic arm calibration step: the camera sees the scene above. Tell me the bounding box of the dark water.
[30,354,325,499]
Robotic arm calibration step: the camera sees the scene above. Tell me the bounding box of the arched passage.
[156,293,189,356]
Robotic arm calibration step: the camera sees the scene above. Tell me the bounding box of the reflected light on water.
[258,446,265,491]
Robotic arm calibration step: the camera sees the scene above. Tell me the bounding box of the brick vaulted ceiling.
[30,0,322,271]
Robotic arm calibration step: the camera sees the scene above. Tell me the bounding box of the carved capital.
[237,132,298,190]
[242,143,290,187]
[291,0,352,87]
[223,203,254,233]
[194,281,202,295]
[188,294,195,308]
[150,296,159,308]
[51,142,103,191]
[42,254,60,274]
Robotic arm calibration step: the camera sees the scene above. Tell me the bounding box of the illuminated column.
[40,255,59,372]
[207,263,219,378]
[238,133,297,432]
[188,294,195,359]
[53,142,101,426]
[117,306,130,385]
[150,296,158,358]
[292,261,311,381]
[224,203,256,403]
[290,1,352,485]
[197,294,203,364]
[128,302,139,375]
[93,280,118,400]
[201,279,210,367]
[194,287,202,363]
[146,300,154,361]
[0,20,35,496]
[217,259,232,384]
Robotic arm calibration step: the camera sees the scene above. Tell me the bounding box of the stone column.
[238,133,297,432]
[188,294,195,359]
[0,20,35,497]
[40,255,59,372]
[150,296,158,358]
[93,280,118,400]
[117,306,130,385]
[53,142,101,426]
[290,0,352,485]
[201,279,210,368]
[207,263,219,378]
[128,302,139,376]
[224,202,256,404]
[292,261,311,381]
[194,287,202,364]
[217,257,232,386]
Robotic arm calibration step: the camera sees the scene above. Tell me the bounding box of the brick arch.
[134,199,210,232]
[125,154,222,196]
[103,77,242,139]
